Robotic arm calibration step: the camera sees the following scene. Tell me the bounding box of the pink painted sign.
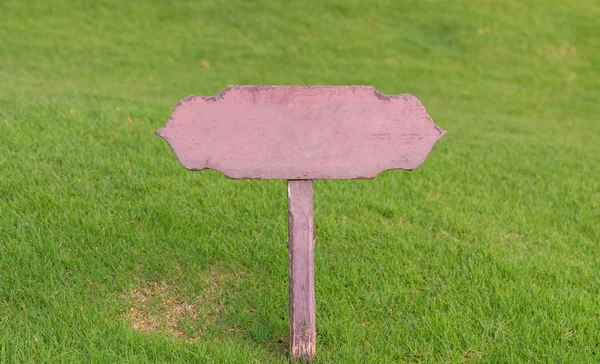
[156,86,445,361]
[155,86,445,179]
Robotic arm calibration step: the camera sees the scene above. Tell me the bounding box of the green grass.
[1,0,599,362]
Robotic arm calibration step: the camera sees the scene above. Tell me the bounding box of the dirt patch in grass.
[124,264,243,342]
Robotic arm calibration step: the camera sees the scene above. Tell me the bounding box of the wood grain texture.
[287,180,316,361]
[155,86,445,179]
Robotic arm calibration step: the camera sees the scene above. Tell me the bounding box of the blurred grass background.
[1,0,599,362]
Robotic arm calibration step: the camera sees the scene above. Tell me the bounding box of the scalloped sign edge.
[155,86,446,179]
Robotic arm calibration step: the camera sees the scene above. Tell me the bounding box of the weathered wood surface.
[155,86,445,179]
[287,180,316,361]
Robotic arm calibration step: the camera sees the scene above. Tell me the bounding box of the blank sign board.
[155,86,445,179]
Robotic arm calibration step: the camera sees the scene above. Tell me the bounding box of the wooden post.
[287,180,316,361]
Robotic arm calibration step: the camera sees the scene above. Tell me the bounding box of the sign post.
[155,86,445,361]
[287,180,316,359]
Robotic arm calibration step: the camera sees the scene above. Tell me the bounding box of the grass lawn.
[1,0,599,362]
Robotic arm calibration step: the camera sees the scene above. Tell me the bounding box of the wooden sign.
[155,86,445,361]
